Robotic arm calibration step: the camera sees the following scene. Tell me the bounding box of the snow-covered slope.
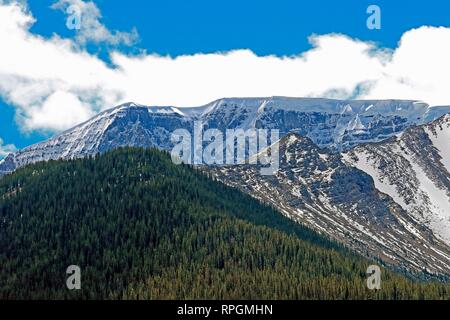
[1,97,450,176]
[207,133,450,276]
[199,97,449,150]
[0,103,192,176]
[344,114,450,246]
[1,97,449,277]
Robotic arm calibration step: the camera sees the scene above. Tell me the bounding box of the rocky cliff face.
[343,114,450,248]
[1,97,449,277]
[207,132,450,277]
[0,103,192,175]
[1,97,449,176]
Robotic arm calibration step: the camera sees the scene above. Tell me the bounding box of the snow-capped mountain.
[1,96,449,276]
[200,97,449,151]
[207,132,450,277]
[0,103,194,176]
[1,97,450,176]
[343,114,450,247]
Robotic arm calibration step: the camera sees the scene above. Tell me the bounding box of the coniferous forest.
[0,148,449,299]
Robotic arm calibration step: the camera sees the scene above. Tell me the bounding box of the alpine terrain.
[1,97,450,176]
[1,148,449,299]
[1,97,449,279]
[344,114,450,250]
[208,127,450,277]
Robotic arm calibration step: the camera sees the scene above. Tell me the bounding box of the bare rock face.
[344,114,450,251]
[1,97,449,176]
[207,130,450,277]
[1,97,449,278]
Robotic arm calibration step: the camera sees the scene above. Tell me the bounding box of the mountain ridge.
[1,147,450,299]
[207,115,450,276]
[2,97,450,176]
[343,113,450,246]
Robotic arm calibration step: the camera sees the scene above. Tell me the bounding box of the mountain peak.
[118,101,141,107]
[2,98,450,177]
[209,117,450,276]
[280,132,310,144]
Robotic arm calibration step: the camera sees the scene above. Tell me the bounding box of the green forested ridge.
[0,148,448,299]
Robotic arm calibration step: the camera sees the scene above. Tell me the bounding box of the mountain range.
[208,115,450,276]
[1,97,450,278]
[2,97,450,176]
[344,115,450,249]
[2,148,449,299]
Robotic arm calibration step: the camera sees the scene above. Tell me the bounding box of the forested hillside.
[0,148,448,299]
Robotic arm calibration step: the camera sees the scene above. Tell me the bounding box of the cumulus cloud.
[1,1,450,134]
[0,1,124,132]
[363,26,450,104]
[0,137,16,159]
[51,0,138,46]
[23,90,95,131]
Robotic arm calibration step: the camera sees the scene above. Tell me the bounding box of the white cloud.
[51,0,138,46]
[0,137,16,159]
[1,1,450,134]
[24,90,95,131]
[363,26,450,104]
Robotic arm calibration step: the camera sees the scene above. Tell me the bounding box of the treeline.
[0,147,448,299]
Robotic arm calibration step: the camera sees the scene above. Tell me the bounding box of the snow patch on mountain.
[341,151,408,209]
[208,131,450,276]
[1,97,450,177]
[344,114,450,245]
[424,114,450,173]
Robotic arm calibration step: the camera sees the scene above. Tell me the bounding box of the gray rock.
[2,97,449,176]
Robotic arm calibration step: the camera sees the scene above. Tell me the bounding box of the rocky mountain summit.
[207,131,450,277]
[1,97,449,176]
[344,114,450,247]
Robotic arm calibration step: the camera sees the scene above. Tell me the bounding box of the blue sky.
[1,0,450,154]
[27,0,450,56]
